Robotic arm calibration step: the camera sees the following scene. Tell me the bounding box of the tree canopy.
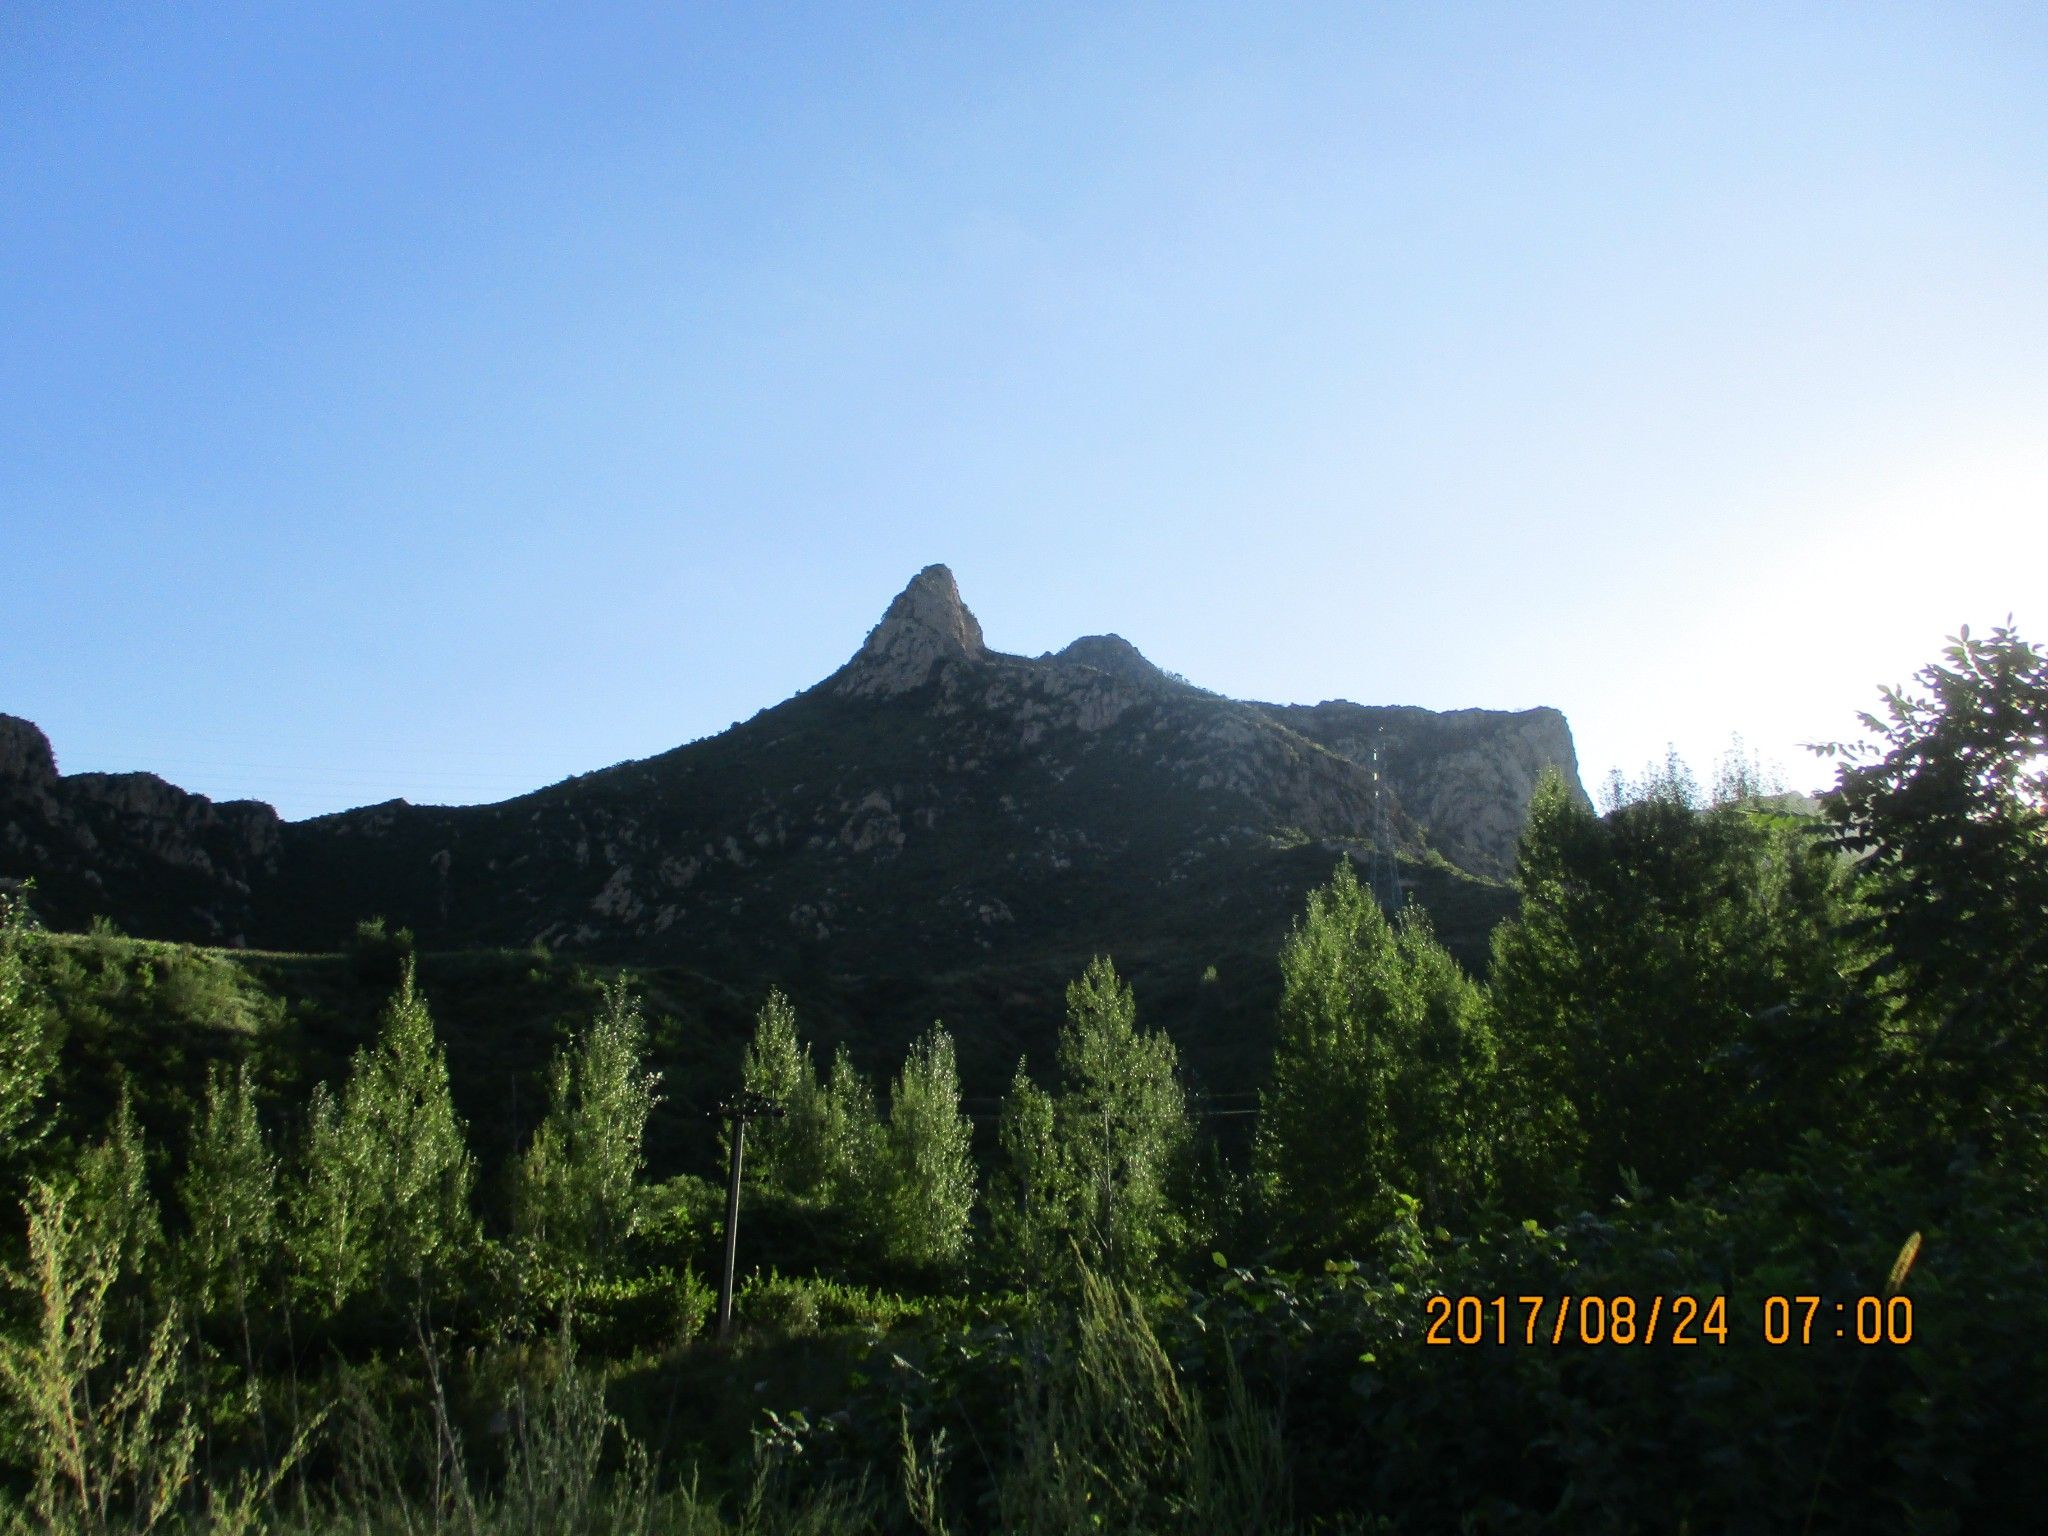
[1814,620,2048,1132]
[1256,860,1493,1251]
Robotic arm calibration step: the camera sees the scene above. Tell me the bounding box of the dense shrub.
[344,916,415,987]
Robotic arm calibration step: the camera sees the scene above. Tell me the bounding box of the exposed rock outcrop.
[833,564,987,697]
[1263,701,1587,879]
[0,734,282,940]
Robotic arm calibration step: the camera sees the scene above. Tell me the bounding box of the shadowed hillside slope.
[3,567,1585,1082]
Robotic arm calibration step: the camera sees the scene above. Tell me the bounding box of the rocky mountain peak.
[1055,634,1166,686]
[835,564,988,697]
[0,715,58,785]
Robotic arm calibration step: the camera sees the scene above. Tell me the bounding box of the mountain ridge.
[3,567,1584,1081]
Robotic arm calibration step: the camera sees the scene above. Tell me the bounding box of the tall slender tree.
[878,1024,975,1271]
[996,956,1191,1284]
[738,988,819,1190]
[1065,956,1189,1278]
[178,1061,278,1322]
[814,1045,886,1237]
[514,977,662,1279]
[291,959,475,1313]
[1256,861,1494,1251]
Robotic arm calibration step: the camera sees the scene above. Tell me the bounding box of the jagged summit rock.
[1054,634,1167,687]
[835,564,988,697]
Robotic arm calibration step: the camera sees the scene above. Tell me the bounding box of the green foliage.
[511,1264,714,1356]
[1209,1136,2047,1533]
[1384,911,1497,1213]
[1815,620,2048,1132]
[738,997,974,1275]
[736,1271,917,1336]
[177,1061,278,1320]
[991,957,1192,1287]
[735,1002,887,1224]
[1061,956,1191,1281]
[69,1088,163,1289]
[291,958,477,1314]
[0,1125,193,1534]
[989,1059,1070,1286]
[741,989,806,1111]
[813,1047,886,1236]
[737,988,817,1192]
[291,1084,363,1316]
[0,883,58,1170]
[344,915,416,986]
[1488,770,1864,1207]
[877,1025,975,1273]
[1256,861,1495,1251]
[991,1259,1287,1536]
[731,992,884,1225]
[515,977,663,1280]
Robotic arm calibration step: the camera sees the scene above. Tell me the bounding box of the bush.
[344,917,416,987]
[736,1272,916,1337]
[571,1268,714,1357]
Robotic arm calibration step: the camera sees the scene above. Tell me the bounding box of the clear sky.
[6,2,2044,821]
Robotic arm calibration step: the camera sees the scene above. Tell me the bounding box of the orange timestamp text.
[1425,1293,1731,1346]
[1424,1293,1914,1346]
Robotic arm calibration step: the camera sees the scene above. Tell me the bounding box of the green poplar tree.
[879,1024,975,1271]
[292,1082,366,1313]
[737,988,821,1192]
[814,1045,885,1236]
[987,962,1187,1286]
[989,1060,1071,1285]
[71,1088,162,1286]
[291,959,476,1313]
[178,1062,278,1322]
[1256,861,1495,1252]
[514,977,662,1279]
[1046,956,1191,1282]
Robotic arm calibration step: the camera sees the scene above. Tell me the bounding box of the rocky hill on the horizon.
[2,566,1586,1083]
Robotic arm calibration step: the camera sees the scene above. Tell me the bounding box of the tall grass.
[989,1257,1288,1535]
[3,1236,1314,1535]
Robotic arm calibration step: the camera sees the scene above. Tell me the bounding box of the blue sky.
[5,2,2044,819]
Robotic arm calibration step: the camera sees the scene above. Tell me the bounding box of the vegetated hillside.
[18,929,751,1192]
[1,566,1583,1085]
[4,620,2042,1535]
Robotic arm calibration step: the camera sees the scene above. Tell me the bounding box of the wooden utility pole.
[711,1090,783,1341]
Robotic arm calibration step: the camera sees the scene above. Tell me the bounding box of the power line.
[1370,731,1401,913]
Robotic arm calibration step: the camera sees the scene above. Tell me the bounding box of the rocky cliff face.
[833,563,988,697]
[1263,701,1588,880]
[0,714,282,940]
[1,569,1587,966]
